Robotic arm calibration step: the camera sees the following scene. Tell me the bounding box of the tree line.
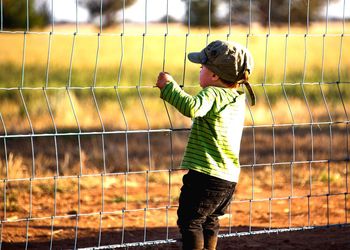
[2,0,337,29]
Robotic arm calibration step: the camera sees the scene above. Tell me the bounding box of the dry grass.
[0,22,349,132]
[0,23,349,85]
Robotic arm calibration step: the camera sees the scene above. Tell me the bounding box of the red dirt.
[0,127,349,249]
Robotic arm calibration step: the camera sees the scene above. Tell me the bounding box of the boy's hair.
[220,77,235,86]
[220,70,249,86]
[188,40,256,105]
[220,71,255,106]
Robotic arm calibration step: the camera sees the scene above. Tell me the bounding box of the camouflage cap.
[188,40,256,105]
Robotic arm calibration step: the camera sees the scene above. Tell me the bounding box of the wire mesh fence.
[0,0,349,249]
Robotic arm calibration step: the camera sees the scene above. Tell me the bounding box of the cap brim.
[188,52,202,64]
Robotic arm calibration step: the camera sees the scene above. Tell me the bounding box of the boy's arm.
[156,73,215,118]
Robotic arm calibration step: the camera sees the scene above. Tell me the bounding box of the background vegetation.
[0,22,349,133]
[1,0,50,29]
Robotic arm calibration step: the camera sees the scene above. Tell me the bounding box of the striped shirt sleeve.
[160,81,215,118]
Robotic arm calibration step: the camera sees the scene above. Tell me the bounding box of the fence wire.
[0,0,349,249]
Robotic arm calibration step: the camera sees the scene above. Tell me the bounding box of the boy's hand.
[156,72,173,89]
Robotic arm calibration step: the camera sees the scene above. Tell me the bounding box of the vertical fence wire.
[341,0,349,226]
[226,0,232,41]
[319,0,332,226]
[26,0,29,32]
[300,0,314,227]
[340,0,350,227]
[206,0,211,45]
[246,0,256,235]
[43,17,58,245]
[160,0,175,241]
[0,0,3,31]
[65,21,83,246]
[94,3,105,245]
[0,113,7,250]
[182,0,191,87]
[283,0,295,229]
[116,4,131,239]
[43,88,59,250]
[262,0,275,231]
[226,0,233,234]
[50,0,54,32]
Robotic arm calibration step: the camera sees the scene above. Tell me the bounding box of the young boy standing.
[156,40,255,250]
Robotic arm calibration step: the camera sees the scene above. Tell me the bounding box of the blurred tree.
[230,0,338,25]
[2,0,50,29]
[78,0,136,27]
[159,15,179,24]
[182,0,221,27]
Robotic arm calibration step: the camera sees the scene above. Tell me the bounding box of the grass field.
[0,24,350,87]
[0,23,349,132]
[0,23,349,86]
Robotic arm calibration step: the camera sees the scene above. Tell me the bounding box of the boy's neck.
[208,80,238,89]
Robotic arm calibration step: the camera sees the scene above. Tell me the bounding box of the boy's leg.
[203,182,236,250]
[203,230,218,250]
[177,170,236,250]
[181,230,205,250]
[177,171,206,250]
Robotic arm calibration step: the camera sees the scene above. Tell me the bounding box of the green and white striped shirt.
[161,81,246,183]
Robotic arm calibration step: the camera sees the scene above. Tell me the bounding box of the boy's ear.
[211,73,220,81]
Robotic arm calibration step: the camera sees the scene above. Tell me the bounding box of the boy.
[156,40,255,250]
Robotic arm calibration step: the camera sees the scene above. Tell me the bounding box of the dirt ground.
[215,226,350,250]
[0,126,349,249]
[2,225,350,249]
[136,226,350,250]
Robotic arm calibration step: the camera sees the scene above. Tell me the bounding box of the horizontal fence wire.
[0,0,349,249]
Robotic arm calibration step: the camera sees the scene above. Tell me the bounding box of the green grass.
[0,24,349,131]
